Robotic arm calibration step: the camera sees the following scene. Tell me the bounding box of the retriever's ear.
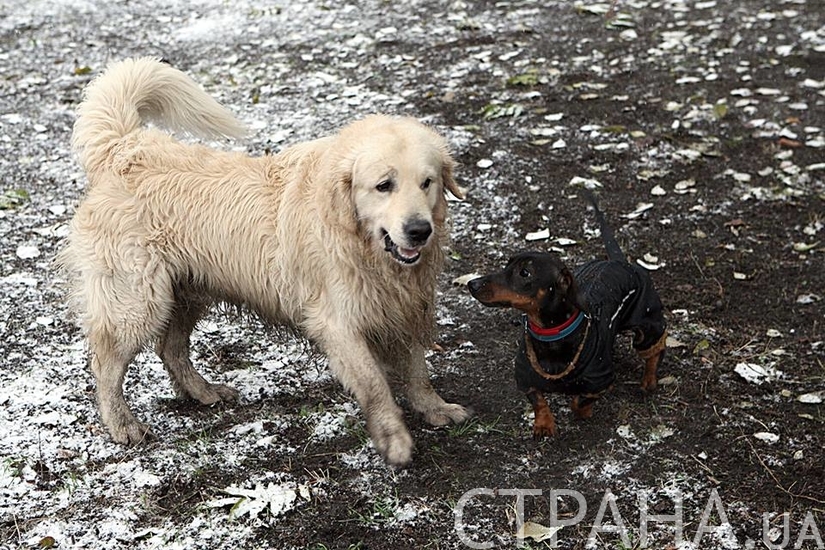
[441,154,464,200]
[323,152,359,234]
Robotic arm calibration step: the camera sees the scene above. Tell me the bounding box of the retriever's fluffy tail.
[72,57,246,175]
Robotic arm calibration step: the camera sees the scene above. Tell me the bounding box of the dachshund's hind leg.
[637,331,667,392]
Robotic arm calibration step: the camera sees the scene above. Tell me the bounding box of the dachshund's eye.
[376,180,393,193]
[421,177,432,190]
[519,268,531,278]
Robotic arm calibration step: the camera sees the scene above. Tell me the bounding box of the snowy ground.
[1,0,824,549]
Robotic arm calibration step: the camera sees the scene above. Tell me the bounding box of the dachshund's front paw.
[532,416,557,439]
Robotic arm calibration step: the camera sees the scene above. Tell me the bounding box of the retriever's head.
[328,115,462,266]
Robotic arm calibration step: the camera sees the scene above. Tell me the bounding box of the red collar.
[526,310,585,342]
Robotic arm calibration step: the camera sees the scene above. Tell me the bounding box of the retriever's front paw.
[110,419,155,445]
[368,418,414,466]
[195,383,240,405]
[423,402,472,426]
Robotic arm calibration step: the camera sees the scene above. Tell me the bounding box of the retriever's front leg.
[319,329,414,466]
[399,343,471,426]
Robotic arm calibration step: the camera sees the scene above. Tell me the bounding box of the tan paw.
[193,383,240,405]
[110,420,154,446]
[369,422,414,466]
[532,420,557,439]
[423,403,472,426]
[640,376,658,393]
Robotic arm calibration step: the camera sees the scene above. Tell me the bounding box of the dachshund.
[468,193,667,437]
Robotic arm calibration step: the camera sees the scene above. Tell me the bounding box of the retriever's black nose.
[404,218,433,245]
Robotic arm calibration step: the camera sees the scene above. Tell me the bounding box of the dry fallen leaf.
[569,176,603,189]
[665,336,686,348]
[753,432,780,443]
[516,521,562,542]
[637,253,663,270]
[734,362,783,385]
[658,375,678,386]
[796,293,821,304]
[525,228,550,241]
[793,241,819,252]
[622,202,654,219]
[798,393,823,404]
[452,273,481,286]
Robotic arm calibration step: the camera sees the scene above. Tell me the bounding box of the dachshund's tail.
[582,189,626,263]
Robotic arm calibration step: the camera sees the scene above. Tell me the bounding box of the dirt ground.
[1,0,823,549]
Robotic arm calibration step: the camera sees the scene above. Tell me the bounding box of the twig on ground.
[605,0,621,20]
[746,437,825,506]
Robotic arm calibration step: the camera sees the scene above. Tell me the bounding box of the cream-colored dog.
[59,57,470,465]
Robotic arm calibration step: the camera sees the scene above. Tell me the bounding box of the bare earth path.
[1,1,823,548]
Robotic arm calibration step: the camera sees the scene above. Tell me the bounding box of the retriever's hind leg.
[155,293,239,405]
[83,268,173,445]
[399,344,470,426]
[89,329,150,445]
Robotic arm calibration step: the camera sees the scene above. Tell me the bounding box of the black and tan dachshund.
[468,193,667,437]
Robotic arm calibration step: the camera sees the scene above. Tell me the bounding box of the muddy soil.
[1,0,823,549]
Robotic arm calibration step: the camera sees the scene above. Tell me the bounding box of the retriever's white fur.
[59,57,469,465]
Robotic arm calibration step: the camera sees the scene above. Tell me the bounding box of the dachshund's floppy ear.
[559,268,588,313]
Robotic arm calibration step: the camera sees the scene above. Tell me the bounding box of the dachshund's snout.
[467,277,485,296]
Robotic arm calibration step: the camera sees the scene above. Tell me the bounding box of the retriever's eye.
[376,180,393,193]
[421,177,432,190]
[519,268,531,278]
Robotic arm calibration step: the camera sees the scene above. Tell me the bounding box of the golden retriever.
[58,57,470,466]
